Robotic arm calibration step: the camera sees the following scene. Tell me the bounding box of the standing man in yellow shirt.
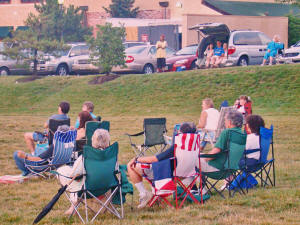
[156,34,168,72]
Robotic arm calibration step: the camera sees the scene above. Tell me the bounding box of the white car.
[277,41,300,64]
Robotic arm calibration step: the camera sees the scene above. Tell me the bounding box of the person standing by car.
[156,35,168,72]
[261,35,284,66]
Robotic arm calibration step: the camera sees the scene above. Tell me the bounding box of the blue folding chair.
[25,129,77,178]
[238,125,275,191]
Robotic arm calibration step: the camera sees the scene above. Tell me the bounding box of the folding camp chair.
[238,125,275,191]
[126,118,168,156]
[173,133,203,209]
[66,142,124,223]
[200,129,247,198]
[48,119,71,145]
[199,106,235,147]
[25,129,77,178]
[75,121,110,157]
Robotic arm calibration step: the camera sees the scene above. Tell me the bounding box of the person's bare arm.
[18,151,42,162]
[197,111,207,129]
[44,122,49,129]
[205,147,221,161]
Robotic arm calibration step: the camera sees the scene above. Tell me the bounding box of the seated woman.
[236,95,252,118]
[127,122,197,209]
[204,43,214,68]
[75,111,95,151]
[58,129,111,215]
[197,98,220,150]
[239,114,265,167]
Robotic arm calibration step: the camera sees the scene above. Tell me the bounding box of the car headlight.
[175,59,188,64]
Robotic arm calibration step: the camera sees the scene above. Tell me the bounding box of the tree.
[287,14,300,46]
[103,0,139,18]
[31,0,92,42]
[86,23,126,75]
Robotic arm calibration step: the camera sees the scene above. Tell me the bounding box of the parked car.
[190,23,272,67]
[32,43,89,75]
[112,45,176,74]
[72,55,100,74]
[123,41,149,49]
[277,40,300,64]
[0,42,31,75]
[166,44,198,71]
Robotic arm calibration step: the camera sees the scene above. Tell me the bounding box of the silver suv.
[33,43,89,75]
[191,23,272,67]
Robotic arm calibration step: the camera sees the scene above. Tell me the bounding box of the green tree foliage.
[287,14,300,46]
[31,0,92,42]
[103,0,139,18]
[87,23,126,75]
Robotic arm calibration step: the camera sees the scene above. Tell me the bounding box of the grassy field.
[0,64,299,225]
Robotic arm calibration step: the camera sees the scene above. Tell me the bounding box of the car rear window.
[125,46,147,54]
[233,32,262,45]
[176,45,197,55]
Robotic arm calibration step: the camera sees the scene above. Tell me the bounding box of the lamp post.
[58,0,64,42]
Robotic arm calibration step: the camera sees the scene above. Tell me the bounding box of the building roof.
[0,26,13,39]
[203,0,300,17]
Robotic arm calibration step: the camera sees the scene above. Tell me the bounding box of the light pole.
[58,0,64,42]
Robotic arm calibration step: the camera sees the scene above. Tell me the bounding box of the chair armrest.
[244,148,261,155]
[125,131,144,137]
[200,150,227,159]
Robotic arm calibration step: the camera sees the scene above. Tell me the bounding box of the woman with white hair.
[261,34,284,66]
[57,129,110,215]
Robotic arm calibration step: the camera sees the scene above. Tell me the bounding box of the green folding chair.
[69,142,124,223]
[200,129,247,198]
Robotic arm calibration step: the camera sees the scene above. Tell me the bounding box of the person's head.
[223,43,228,50]
[245,115,265,135]
[216,40,222,48]
[59,101,70,114]
[82,101,94,113]
[225,111,243,128]
[160,34,165,41]
[202,98,214,110]
[239,95,249,106]
[273,34,280,42]
[78,111,93,129]
[92,129,110,149]
[208,43,213,49]
[179,122,197,134]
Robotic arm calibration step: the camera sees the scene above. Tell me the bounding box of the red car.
[166,45,198,72]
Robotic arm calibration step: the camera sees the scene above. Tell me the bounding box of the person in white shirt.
[156,34,167,72]
[242,115,265,163]
[197,98,220,150]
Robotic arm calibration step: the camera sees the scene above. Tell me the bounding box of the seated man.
[200,111,245,172]
[14,125,71,176]
[24,101,70,155]
[74,101,97,129]
[210,40,225,68]
[197,98,220,150]
[127,122,197,209]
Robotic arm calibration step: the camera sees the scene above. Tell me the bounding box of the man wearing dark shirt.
[24,101,70,154]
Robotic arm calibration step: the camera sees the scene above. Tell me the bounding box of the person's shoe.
[260,64,264,66]
[137,192,153,209]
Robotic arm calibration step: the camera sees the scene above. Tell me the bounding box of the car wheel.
[0,67,9,76]
[190,61,197,70]
[56,64,69,76]
[143,64,154,74]
[237,56,248,67]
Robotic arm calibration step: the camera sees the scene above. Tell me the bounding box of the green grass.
[0,64,300,224]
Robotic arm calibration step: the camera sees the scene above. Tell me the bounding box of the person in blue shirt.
[261,35,284,66]
[24,101,70,154]
[211,41,225,68]
[74,101,97,129]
